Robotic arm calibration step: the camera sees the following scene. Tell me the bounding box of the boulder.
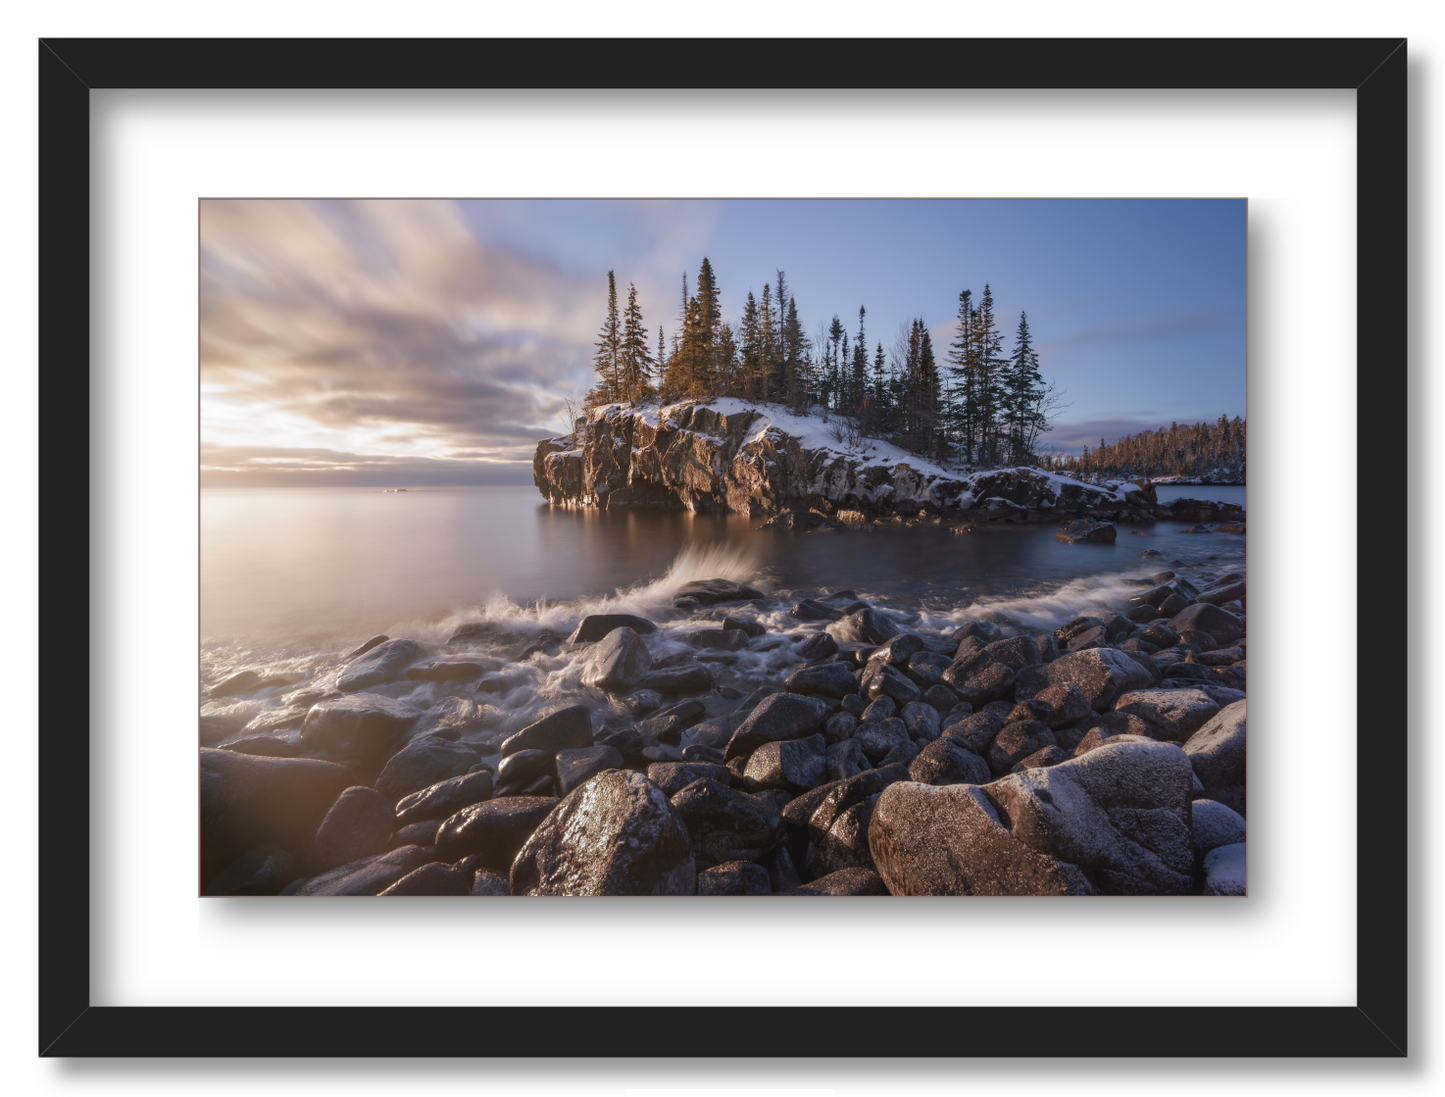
[940,702,1014,755]
[199,712,247,744]
[555,745,625,796]
[646,761,731,797]
[511,770,695,896]
[785,662,861,698]
[792,598,842,622]
[1202,843,1246,895]
[336,638,420,692]
[723,616,766,637]
[499,704,593,757]
[497,748,553,786]
[900,702,942,742]
[433,796,559,869]
[410,695,491,739]
[834,608,900,645]
[869,633,927,668]
[907,737,992,787]
[1169,603,1245,646]
[567,614,657,644]
[674,578,764,604]
[1073,719,1153,757]
[988,739,1196,894]
[291,846,436,896]
[823,711,859,744]
[405,660,488,683]
[985,636,1042,671]
[344,634,389,660]
[869,781,1096,896]
[796,631,839,661]
[782,867,887,895]
[1014,648,1155,712]
[1193,581,1246,606]
[470,868,510,896]
[1055,520,1117,544]
[209,670,264,699]
[1012,746,1072,771]
[1182,700,1246,816]
[204,845,298,896]
[921,683,961,714]
[941,650,1016,705]
[743,733,828,794]
[638,663,714,695]
[724,693,830,760]
[1192,799,1247,855]
[1113,688,1221,742]
[378,862,471,896]
[865,663,923,707]
[200,749,350,882]
[223,736,301,758]
[987,720,1058,776]
[679,628,749,652]
[313,786,395,870]
[580,626,653,692]
[394,769,495,826]
[825,738,869,783]
[806,794,880,877]
[670,777,784,864]
[904,650,953,689]
[299,693,418,757]
[859,696,897,724]
[855,718,911,764]
[375,736,480,803]
[697,860,772,895]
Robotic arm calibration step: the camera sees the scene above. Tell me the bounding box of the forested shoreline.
[582,257,1241,481]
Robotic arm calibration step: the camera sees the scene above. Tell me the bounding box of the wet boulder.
[907,737,992,787]
[1072,714,1152,756]
[1055,520,1117,544]
[869,781,1096,896]
[313,785,395,870]
[674,578,764,604]
[724,693,830,760]
[1113,688,1221,742]
[941,650,1016,705]
[782,867,888,895]
[988,739,1196,894]
[792,598,842,622]
[806,794,880,878]
[433,796,559,869]
[987,720,1058,776]
[796,631,839,661]
[567,614,657,644]
[500,704,593,757]
[785,661,861,698]
[290,845,436,897]
[638,663,714,695]
[670,777,784,864]
[1202,843,1246,895]
[646,760,731,797]
[555,745,625,796]
[1170,603,1245,646]
[299,693,419,757]
[1014,648,1155,712]
[859,696,897,724]
[203,845,297,896]
[984,635,1042,671]
[1192,799,1247,855]
[825,738,868,783]
[1182,700,1247,816]
[394,769,495,826]
[900,701,942,742]
[823,711,859,744]
[470,868,510,896]
[904,650,953,690]
[940,702,1014,755]
[497,748,552,786]
[1012,745,1072,771]
[743,732,827,794]
[580,626,653,692]
[378,862,471,896]
[200,749,350,880]
[868,633,927,669]
[375,736,480,803]
[697,860,772,895]
[854,717,911,764]
[679,628,749,652]
[336,638,420,692]
[833,608,901,646]
[921,683,961,714]
[865,663,923,707]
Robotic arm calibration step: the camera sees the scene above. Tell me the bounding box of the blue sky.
[201,199,1244,485]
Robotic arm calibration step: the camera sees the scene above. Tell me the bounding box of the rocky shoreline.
[201,564,1247,898]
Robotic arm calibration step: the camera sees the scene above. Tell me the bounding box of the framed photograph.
[43,38,1405,1057]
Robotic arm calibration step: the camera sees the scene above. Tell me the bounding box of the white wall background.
[2,1,1438,1094]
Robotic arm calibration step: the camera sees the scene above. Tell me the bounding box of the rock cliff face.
[533,399,1157,522]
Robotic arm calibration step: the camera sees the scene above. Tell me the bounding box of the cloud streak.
[1038,309,1231,360]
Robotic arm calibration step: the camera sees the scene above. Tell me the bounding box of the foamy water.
[200,486,1244,755]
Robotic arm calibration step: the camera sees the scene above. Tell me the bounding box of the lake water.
[201,484,1245,717]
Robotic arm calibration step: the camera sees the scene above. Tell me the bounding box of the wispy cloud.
[199,442,532,488]
[1039,309,1231,360]
[201,200,598,480]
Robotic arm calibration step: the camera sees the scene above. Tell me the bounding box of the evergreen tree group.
[1054,416,1246,482]
[582,258,1064,468]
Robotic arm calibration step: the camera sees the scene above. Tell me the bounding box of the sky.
[200,199,1245,487]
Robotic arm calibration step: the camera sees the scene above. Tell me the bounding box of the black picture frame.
[41,37,1407,1058]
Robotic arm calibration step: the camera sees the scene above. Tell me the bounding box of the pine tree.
[947,289,976,463]
[973,284,1005,466]
[620,282,653,403]
[851,306,868,414]
[1003,310,1044,461]
[758,283,778,404]
[587,271,621,408]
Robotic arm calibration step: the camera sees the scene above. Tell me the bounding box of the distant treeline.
[584,257,1063,468]
[1051,417,1247,482]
